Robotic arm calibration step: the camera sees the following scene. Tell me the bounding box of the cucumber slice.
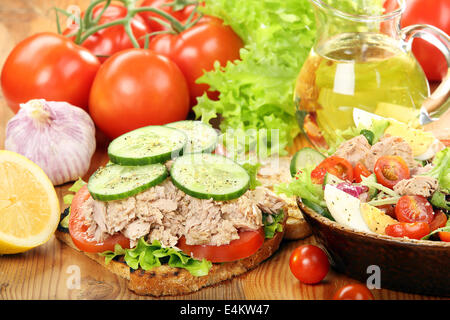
[365,174,379,200]
[108,126,187,165]
[290,147,326,176]
[88,163,168,201]
[165,120,219,154]
[170,153,250,201]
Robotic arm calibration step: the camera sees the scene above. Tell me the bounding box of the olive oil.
[295,33,429,144]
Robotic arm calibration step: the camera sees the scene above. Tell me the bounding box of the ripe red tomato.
[149,18,244,106]
[395,195,435,224]
[439,232,450,242]
[332,284,374,300]
[69,185,131,253]
[177,228,265,263]
[376,204,396,219]
[353,162,371,183]
[289,244,330,284]
[401,0,450,81]
[385,222,430,240]
[310,156,354,184]
[1,32,100,113]
[374,156,410,189]
[139,0,183,32]
[64,3,150,63]
[429,210,448,231]
[88,48,190,139]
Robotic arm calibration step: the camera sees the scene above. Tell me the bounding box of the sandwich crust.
[257,156,311,240]
[55,213,286,297]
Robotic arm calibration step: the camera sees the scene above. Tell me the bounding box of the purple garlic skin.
[5,99,96,185]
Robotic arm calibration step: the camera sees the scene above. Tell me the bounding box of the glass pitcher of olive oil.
[295,0,450,148]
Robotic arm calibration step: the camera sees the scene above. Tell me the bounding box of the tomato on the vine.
[1,32,100,113]
[139,0,184,32]
[149,18,244,106]
[88,48,190,139]
[64,3,150,63]
[289,244,330,284]
[332,284,374,300]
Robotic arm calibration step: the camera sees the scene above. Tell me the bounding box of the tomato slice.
[395,195,435,225]
[311,156,354,184]
[303,113,329,150]
[68,185,131,253]
[177,228,265,263]
[374,156,410,189]
[439,232,450,242]
[429,210,448,232]
[353,162,371,183]
[385,222,430,240]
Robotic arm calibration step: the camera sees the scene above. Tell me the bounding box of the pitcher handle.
[400,24,450,125]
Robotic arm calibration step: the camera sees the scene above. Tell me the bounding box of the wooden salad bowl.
[297,200,450,297]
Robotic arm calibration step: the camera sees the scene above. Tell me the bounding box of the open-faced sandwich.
[277,109,449,242]
[56,121,288,296]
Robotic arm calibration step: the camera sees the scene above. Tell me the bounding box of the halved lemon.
[0,150,60,254]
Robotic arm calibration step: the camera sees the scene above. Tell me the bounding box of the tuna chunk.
[393,176,438,197]
[81,179,286,248]
[364,135,418,170]
[333,135,371,167]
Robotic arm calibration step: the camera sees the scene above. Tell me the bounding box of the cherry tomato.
[1,32,100,113]
[69,185,131,253]
[353,162,372,183]
[150,19,244,106]
[439,232,450,242]
[401,0,450,81]
[88,48,190,139]
[177,228,265,263]
[289,244,330,284]
[429,210,448,232]
[376,204,396,219]
[64,4,150,63]
[374,156,410,189]
[385,222,430,240]
[395,195,435,224]
[332,284,374,300]
[311,156,354,185]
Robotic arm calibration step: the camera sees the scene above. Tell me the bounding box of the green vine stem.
[56,0,201,49]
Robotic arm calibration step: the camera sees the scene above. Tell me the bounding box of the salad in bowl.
[276,110,450,296]
[277,110,449,242]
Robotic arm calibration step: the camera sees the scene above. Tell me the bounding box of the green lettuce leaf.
[326,119,390,154]
[99,238,212,277]
[423,147,450,194]
[263,210,284,238]
[275,165,325,208]
[60,178,87,229]
[194,0,317,156]
[241,161,262,190]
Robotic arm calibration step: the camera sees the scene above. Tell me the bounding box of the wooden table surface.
[0,0,449,300]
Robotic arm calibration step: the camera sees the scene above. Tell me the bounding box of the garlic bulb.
[5,99,96,185]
